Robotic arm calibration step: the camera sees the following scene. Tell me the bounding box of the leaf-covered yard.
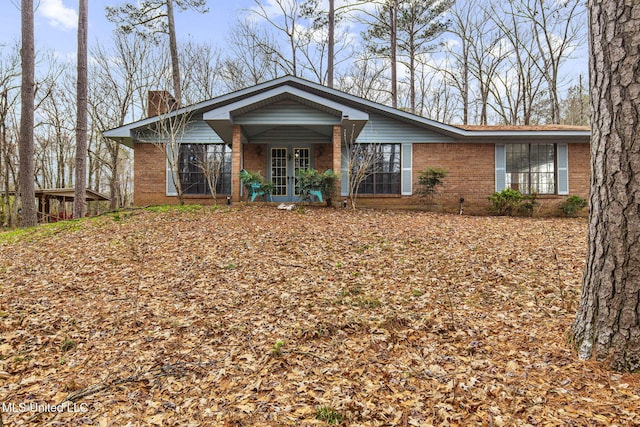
[0,206,638,426]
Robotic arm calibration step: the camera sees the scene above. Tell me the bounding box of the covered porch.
[202,86,369,202]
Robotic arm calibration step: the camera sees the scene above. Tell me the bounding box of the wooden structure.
[35,188,110,222]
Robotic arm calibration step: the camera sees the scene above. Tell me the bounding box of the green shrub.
[296,169,323,202]
[488,188,523,216]
[296,169,338,205]
[416,167,448,197]
[239,170,273,200]
[559,195,588,216]
[318,169,338,204]
[239,169,264,190]
[519,193,539,217]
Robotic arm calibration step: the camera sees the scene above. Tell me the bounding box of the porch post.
[232,125,243,202]
[332,125,342,204]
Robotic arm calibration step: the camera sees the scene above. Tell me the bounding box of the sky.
[0,0,588,107]
[0,0,257,60]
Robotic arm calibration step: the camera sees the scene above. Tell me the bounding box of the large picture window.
[506,144,556,194]
[178,144,232,195]
[357,143,401,195]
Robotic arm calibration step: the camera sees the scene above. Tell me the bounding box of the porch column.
[332,125,342,204]
[231,125,243,202]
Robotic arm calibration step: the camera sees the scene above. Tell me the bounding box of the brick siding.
[351,142,591,216]
[133,140,591,215]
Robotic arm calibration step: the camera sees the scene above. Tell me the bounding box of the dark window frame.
[356,143,402,195]
[178,143,232,196]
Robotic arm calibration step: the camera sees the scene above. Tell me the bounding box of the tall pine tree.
[19,0,37,227]
[571,0,640,372]
[74,0,88,219]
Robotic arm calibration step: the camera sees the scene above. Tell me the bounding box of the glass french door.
[269,145,312,202]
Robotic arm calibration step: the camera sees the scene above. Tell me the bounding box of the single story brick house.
[104,75,590,214]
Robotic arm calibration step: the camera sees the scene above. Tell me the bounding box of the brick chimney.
[147,90,177,117]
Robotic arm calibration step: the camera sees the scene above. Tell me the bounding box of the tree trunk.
[571,0,640,372]
[1,90,9,226]
[409,42,415,114]
[327,0,334,88]
[19,0,37,227]
[166,0,182,106]
[461,45,468,125]
[74,0,88,219]
[390,0,397,109]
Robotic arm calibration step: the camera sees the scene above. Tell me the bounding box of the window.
[357,143,401,195]
[506,144,556,194]
[178,144,232,195]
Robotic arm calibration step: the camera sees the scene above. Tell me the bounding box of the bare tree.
[517,0,586,124]
[0,43,20,226]
[489,0,546,125]
[180,40,222,104]
[37,76,75,190]
[191,144,227,203]
[221,19,282,91]
[437,2,472,124]
[19,0,37,227]
[249,0,310,77]
[336,52,390,104]
[343,125,382,209]
[105,0,209,106]
[571,0,640,372]
[560,74,589,126]
[140,109,191,205]
[495,0,586,124]
[416,63,457,123]
[89,34,155,209]
[74,0,88,218]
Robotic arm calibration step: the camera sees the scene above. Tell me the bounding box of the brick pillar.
[332,125,342,205]
[231,125,243,202]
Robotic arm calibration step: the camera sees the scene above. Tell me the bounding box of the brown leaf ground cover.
[0,206,638,426]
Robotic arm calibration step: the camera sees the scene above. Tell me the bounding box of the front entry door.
[269,145,312,202]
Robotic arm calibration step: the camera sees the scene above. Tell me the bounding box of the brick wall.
[314,143,333,172]
[568,143,590,200]
[354,142,591,216]
[133,142,229,206]
[133,142,168,206]
[243,144,266,175]
[133,139,591,215]
[410,143,495,213]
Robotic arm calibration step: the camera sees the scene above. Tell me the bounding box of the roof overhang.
[103,75,591,147]
[453,129,591,143]
[202,86,369,143]
[33,188,110,202]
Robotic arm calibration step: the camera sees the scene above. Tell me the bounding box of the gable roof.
[202,85,370,143]
[104,75,591,147]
